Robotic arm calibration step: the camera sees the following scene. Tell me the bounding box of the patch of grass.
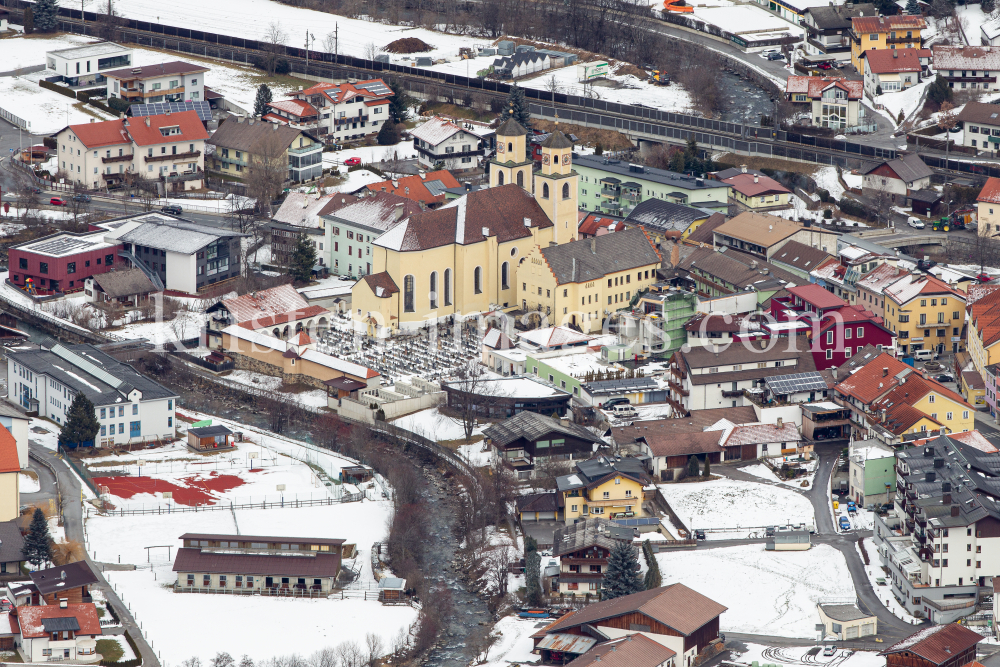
[96,639,124,662]
[72,101,110,121]
[96,606,106,619]
[420,102,494,123]
[437,434,484,450]
[20,470,38,482]
[0,649,23,662]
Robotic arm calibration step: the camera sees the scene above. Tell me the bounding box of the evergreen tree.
[253,84,273,118]
[668,150,685,174]
[23,6,34,34]
[687,455,700,478]
[703,456,711,478]
[525,549,542,606]
[58,393,100,449]
[505,83,532,130]
[289,233,317,284]
[983,0,996,14]
[33,0,58,32]
[595,142,604,156]
[642,540,662,590]
[602,540,644,600]
[387,79,412,124]
[377,120,401,145]
[22,508,52,568]
[905,0,920,13]
[928,75,954,105]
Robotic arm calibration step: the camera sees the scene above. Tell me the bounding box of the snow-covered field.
[516,65,692,113]
[654,544,856,638]
[741,460,817,490]
[481,616,544,667]
[814,166,845,199]
[732,643,885,667]
[218,369,329,409]
[658,478,815,534]
[390,407,484,442]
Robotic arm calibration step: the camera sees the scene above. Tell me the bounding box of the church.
[351,116,579,334]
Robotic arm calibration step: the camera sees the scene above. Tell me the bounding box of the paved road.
[29,443,161,667]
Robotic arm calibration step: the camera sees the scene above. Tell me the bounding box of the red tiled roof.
[297,78,393,106]
[123,110,209,147]
[835,352,910,405]
[222,284,329,329]
[852,15,926,33]
[864,48,930,74]
[877,402,942,435]
[787,283,848,310]
[14,604,102,639]
[0,427,17,474]
[881,624,981,664]
[65,120,130,149]
[968,288,1000,348]
[361,272,399,297]
[578,213,626,237]
[566,634,676,667]
[365,170,461,206]
[785,76,862,99]
[977,177,1000,204]
[722,172,792,197]
[268,99,318,118]
[873,372,973,412]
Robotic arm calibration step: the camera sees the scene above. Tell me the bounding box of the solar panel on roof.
[29,236,103,256]
[356,81,391,95]
[766,372,827,395]
[130,100,212,122]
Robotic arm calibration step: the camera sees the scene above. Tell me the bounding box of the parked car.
[49,197,66,206]
[907,217,925,229]
[600,396,630,409]
[977,272,993,283]
[27,186,41,195]
[824,646,838,657]
[608,404,637,419]
[72,194,91,203]
[847,501,857,514]
[839,515,851,531]
[767,52,786,61]
[695,529,706,540]
[913,349,936,361]
[343,157,362,166]
[765,526,776,537]
[161,204,183,215]
[936,374,955,383]
[817,62,833,70]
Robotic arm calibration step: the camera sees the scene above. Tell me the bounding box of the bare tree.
[245,131,289,214]
[448,361,499,441]
[323,31,338,56]
[261,22,288,76]
[95,0,124,41]
[937,102,959,213]
[363,633,383,667]
[544,73,560,99]
[866,186,895,228]
[334,641,364,667]
[363,42,378,62]
[308,648,336,667]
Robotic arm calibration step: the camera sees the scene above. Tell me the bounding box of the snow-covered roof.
[221,284,328,328]
[221,324,378,379]
[518,326,594,349]
[410,116,489,146]
[724,422,801,447]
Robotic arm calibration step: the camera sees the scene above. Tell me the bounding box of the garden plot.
[654,544,856,638]
[658,477,815,537]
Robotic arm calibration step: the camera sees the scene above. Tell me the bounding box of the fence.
[104,492,364,516]
[172,585,331,598]
[0,105,29,130]
[59,444,102,496]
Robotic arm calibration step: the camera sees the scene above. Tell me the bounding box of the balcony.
[721,389,744,398]
[102,153,133,164]
[946,75,998,83]
[600,187,620,197]
[163,170,203,183]
[886,36,919,44]
[601,201,621,212]
[559,571,604,580]
[146,150,201,163]
[119,89,144,98]
[288,144,322,155]
[667,379,689,397]
[622,191,641,203]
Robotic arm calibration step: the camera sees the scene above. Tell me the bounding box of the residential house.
[559,634,677,667]
[847,439,896,506]
[207,117,323,184]
[483,411,603,479]
[517,492,560,523]
[7,341,178,447]
[801,3,876,59]
[269,193,355,269]
[811,242,903,305]
[45,42,132,87]
[850,15,926,73]
[856,262,910,320]
[976,177,1000,236]
[517,227,662,334]
[712,212,837,260]
[801,401,852,440]
[0,521,25,575]
[817,604,877,640]
[323,194,424,278]
[351,120,569,334]
[269,79,393,141]
[881,625,980,666]
[624,200,715,245]
[481,327,525,375]
[533,584,727,667]
[860,153,934,206]
[725,421,803,458]
[984,16,1000,46]
[15,603,102,663]
[962,370,987,409]
[54,110,208,191]
[770,240,835,280]
[674,247,798,305]
[557,456,649,523]
[986,364,999,423]
[574,153,730,216]
[683,312,762,350]
[551,518,634,596]
[785,76,865,128]
[722,172,793,211]
[410,117,492,171]
[220,325,379,391]
[577,211,627,240]
[872,371,975,436]
[624,285,699,358]
[967,286,1000,377]
[863,48,929,97]
[668,335,817,412]
[0,427,18,522]
[364,170,460,208]
[933,45,1000,91]
[205,283,331,347]
[84,269,157,310]
[957,103,1000,153]
[884,273,967,355]
[29,562,97,606]
[173,533,346,595]
[104,61,209,103]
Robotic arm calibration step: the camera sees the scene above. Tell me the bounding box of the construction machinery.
[932,207,975,232]
[649,70,670,86]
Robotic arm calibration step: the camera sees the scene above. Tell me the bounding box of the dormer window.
[159,126,181,137]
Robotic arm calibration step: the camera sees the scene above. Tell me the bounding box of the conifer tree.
[23,6,34,34]
[33,0,58,32]
[687,455,700,478]
[289,233,317,283]
[387,79,411,124]
[253,84,273,118]
[22,508,52,568]
[505,84,531,130]
[642,540,662,590]
[525,549,542,606]
[377,119,401,145]
[602,540,644,600]
[703,456,711,478]
[905,0,920,13]
[58,393,100,449]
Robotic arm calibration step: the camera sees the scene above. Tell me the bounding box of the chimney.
[924,446,933,457]
[591,238,597,254]
[165,110,171,117]
[524,217,532,227]
[832,367,838,379]
[482,227,490,237]
[572,257,577,282]
[751,260,758,270]
[883,367,889,377]
[89,118,94,123]
[393,203,405,220]
[754,174,759,184]
[952,505,960,517]
[925,471,936,482]
[934,458,944,469]
[144,116,151,127]
[942,482,952,493]
[741,164,747,173]
[465,182,472,192]
[61,570,66,580]
[671,240,680,268]
[273,123,279,131]
[392,180,399,188]
[777,417,783,429]
[943,492,953,504]
[419,172,426,180]
[59,599,68,609]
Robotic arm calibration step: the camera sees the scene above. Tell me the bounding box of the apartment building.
[104,61,209,103]
[884,273,967,356]
[850,15,926,73]
[933,45,1000,91]
[46,42,132,87]
[268,79,393,142]
[207,118,323,184]
[411,117,492,171]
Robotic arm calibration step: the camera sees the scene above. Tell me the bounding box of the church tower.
[533,126,577,245]
[490,113,532,191]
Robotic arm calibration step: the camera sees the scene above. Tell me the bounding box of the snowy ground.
[480,616,543,666]
[517,65,692,113]
[731,643,885,667]
[854,542,922,625]
[218,369,329,409]
[390,407,484,442]
[654,544,856,638]
[814,166,845,199]
[741,459,817,490]
[458,442,492,467]
[874,79,932,129]
[323,140,417,167]
[19,472,39,493]
[658,477,815,536]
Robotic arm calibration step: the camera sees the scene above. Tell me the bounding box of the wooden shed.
[186,424,236,452]
[378,577,407,604]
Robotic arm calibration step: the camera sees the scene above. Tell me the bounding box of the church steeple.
[533,117,578,245]
[490,106,532,191]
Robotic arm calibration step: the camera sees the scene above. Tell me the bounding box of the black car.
[695,529,706,540]
[767,52,786,61]
[601,397,630,409]
[161,204,183,215]
[936,374,955,383]
[72,194,91,203]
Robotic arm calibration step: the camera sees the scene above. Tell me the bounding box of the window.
[857,326,864,338]
[474,266,483,294]
[403,275,415,312]
[444,269,452,306]
[542,183,549,199]
[501,262,509,290]
[429,272,438,309]
[39,262,48,275]
[929,394,935,403]
[964,411,970,419]
[947,412,953,420]
[562,183,570,199]
[845,328,851,339]
[826,331,833,344]
[133,404,138,415]
[18,258,26,270]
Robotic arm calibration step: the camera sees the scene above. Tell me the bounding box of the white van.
[609,404,638,419]
[913,349,936,361]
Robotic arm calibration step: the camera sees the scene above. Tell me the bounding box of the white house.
[411,116,492,171]
[45,42,132,87]
[0,402,30,470]
[17,603,103,663]
[859,154,934,203]
[270,79,393,143]
[493,51,550,78]
[862,48,929,97]
[6,342,178,447]
[104,61,209,104]
[957,102,1000,152]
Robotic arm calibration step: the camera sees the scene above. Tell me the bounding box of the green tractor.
[932,207,974,232]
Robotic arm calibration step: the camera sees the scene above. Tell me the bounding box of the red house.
[9,230,124,295]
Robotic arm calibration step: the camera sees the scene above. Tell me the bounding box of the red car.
[977,272,993,283]
[49,197,67,206]
[817,62,833,70]
[343,157,362,166]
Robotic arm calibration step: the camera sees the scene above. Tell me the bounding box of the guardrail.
[0,105,30,129]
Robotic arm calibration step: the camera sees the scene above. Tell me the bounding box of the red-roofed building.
[0,426,18,522]
[577,212,627,239]
[884,273,967,356]
[103,61,209,104]
[54,110,208,191]
[364,170,461,208]
[272,78,394,142]
[785,76,865,129]
[206,283,331,347]
[881,624,980,667]
[966,286,1000,378]
[14,603,103,663]
[850,15,926,72]
[863,48,931,97]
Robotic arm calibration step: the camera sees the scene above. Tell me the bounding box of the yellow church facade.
[351,117,579,334]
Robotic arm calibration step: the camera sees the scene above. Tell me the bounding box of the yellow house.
[976,177,1000,239]
[206,118,323,184]
[518,227,662,333]
[0,426,19,522]
[558,460,646,525]
[351,116,577,334]
[850,15,926,73]
[870,403,944,444]
[873,373,976,436]
[883,273,966,357]
[966,286,1000,375]
[721,172,792,211]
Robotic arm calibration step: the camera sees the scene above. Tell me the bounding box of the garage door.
[860,623,874,637]
[537,511,556,520]
[846,626,859,639]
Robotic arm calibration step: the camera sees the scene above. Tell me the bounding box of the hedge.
[838,197,869,219]
[123,629,142,663]
[39,79,77,100]
[89,98,116,115]
[100,658,141,667]
[108,97,131,114]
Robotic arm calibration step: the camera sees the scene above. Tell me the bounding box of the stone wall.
[230,351,329,390]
